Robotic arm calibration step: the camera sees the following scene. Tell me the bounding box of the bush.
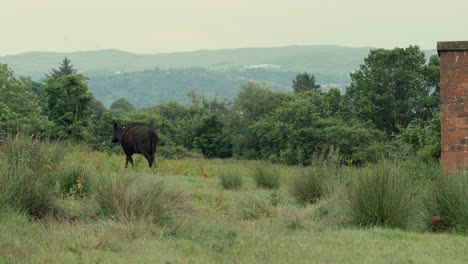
[346,162,420,229]
[251,165,280,189]
[431,173,468,233]
[218,168,243,190]
[0,135,66,217]
[95,174,184,224]
[291,168,328,204]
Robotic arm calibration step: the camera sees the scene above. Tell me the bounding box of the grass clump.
[53,166,91,198]
[95,173,184,224]
[251,164,281,189]
[0,134,65,218]
[346,162,419,229]
[431,173,468,233]
[241,196,274,220]
[218,167,243,190]
[291,168,328,204]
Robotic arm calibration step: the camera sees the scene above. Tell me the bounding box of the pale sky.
[0,0,467,56]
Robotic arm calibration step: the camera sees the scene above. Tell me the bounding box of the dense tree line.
[0,45,440,164]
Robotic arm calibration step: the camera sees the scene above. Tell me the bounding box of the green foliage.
[251,165,281,189]
[0,135,66,217]
[85,111,118,152]
[252,90,385,165]
[193,114,232,158]
[224,82,287,158]
[396,113,441,161]
[95,173,183,224]
[218,167,243,190]
[346,162,420,229]
[110,98,135,118]
[292,72,321,93]
[345,46,439,135]
[0,64,50,135]
[90,98,108,120]
[291,168,328,204]
[43,74,93,140]
[46,57,77,78]
[431,174,468,233]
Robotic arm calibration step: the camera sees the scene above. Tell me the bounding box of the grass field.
[0,137,467,264]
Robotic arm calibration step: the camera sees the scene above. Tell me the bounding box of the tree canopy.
[344,46,439,135]
[46,57,78,78]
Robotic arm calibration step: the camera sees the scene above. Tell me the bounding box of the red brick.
[448,132,465,139]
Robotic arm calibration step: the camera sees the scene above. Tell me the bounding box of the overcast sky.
[0,0,466,56]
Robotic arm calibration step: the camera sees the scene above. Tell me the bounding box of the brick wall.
[438,41,468,171]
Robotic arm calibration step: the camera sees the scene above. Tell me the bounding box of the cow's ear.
[114,123,118,130]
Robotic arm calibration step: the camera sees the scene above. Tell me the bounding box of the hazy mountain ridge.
[0,45,373,79]
[0,46,437,108]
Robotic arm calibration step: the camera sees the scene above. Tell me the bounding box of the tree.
[90,98,108,120]
[292,73,320,93]
[43,74,93,139]
[251,91,385,165]
[344,46,439,135]
[110,98,136,118]
[223,82,287,158]
[46,57,77,78]
[192,114,232,158]
[0,64,50,135]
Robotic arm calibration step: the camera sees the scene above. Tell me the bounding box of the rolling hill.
[0,45,437,108]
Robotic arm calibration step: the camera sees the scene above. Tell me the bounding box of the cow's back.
[121,126,158,155]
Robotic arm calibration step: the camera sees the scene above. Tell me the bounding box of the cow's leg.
[125,155,134,168]
[143,153,153,168]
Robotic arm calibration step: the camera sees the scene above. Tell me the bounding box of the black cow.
[112,124,159,168]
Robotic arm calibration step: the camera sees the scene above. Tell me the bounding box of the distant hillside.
[0,45,438,108]
[0,45,373,80]
[88,68,287,108]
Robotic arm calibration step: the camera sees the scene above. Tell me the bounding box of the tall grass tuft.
[53,167,91,197]
[291,168,328,204]
[346,162,419,229]
[218,167,243,190]
[0,134,67,217]
[251,164,281,189]
[95,174,184,224]
[241,196,274,220]
[431,173,468,233]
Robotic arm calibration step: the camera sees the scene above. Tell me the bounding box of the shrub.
[431,173,468,233]
[291,168,328,204]
[0,135,65,217]
[218,167,243,190]
[251,165,280,189]
[346,162,419,229]
[95,174,184,224]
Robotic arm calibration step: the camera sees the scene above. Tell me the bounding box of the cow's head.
[112,123,124,143]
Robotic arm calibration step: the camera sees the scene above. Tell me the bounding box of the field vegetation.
[0,136,466,263]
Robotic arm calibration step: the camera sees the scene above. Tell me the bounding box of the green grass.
[432,173,468,233]
[251,164,281,189]
[290,168,330,204]
[218,167,243,190]
[95,173,184,224]
[345,162,421,229]
[0,138,467,263]
[0,135,66,217]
